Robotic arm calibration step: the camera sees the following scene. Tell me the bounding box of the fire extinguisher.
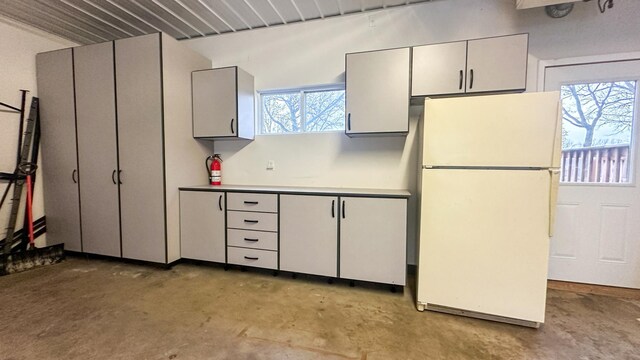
[206,154,222,185]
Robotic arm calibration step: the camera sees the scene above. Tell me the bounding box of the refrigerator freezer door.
[417,169,551,323]
[422,92,561,168]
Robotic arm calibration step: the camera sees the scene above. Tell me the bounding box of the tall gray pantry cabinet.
[36,33,211,264]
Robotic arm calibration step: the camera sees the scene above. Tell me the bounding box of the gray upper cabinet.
[345,48,410,136]
[280,195,338,277]
[412,34,528,97]
[339,197,407,286]
[36,49,82,252]
[192,66,255,140]
[180,191,225,263]
[74,42,121,258]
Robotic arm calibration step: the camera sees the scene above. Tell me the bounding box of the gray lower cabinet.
[180,191,225,262]
[339,197,407,285]
[36,49,82,252]
[280,195,338,277]
[74,41,121,257]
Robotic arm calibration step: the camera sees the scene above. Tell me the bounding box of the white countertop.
[179,184,410,198]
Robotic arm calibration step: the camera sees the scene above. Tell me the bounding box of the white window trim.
[258,83,346,135]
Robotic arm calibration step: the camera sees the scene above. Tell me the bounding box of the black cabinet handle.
[244,256,258,260]
[230,118,235,134]
[244,219,259,224]
[118,170,123,184]
[244,238,259,242]
[331,199,335,218]
[244,201,259,205]
[72,169,78,184]
[459,70,463,90]
[469,69,474,89]
[218,195,222,211]
[111,170,116,185]
[347,113,351,131]
[341,200,345,219]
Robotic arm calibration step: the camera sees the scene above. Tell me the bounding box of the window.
[260,85,345,134]
[560,81,637,183]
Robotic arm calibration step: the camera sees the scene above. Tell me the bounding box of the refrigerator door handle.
[548,169,561,237]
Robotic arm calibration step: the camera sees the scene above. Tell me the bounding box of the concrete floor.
[1,257,639,360]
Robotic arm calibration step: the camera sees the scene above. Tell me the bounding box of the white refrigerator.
[416,92,562,328]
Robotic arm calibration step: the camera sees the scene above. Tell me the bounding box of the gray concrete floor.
[1,257,639,360]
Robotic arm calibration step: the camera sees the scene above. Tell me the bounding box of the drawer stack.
[226,192,278,270]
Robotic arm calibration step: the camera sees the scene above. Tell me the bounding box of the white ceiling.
[0,0,431,45]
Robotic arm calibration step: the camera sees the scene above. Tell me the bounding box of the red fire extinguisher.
[206,154,222,185]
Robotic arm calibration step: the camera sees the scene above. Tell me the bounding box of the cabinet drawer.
[227,192,277,213]
[227,229,278,251]
[227,246,277,270]
[227,211,278,232]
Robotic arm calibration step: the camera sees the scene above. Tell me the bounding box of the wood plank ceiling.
[0,0,430,44]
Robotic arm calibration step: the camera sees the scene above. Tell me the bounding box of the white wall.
[0,17,76,246]
[184,0,640,264]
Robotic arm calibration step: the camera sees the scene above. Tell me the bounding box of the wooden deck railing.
[561,145,631,183]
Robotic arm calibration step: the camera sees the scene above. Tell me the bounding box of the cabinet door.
[411,41,467,96]
[340,197,407,285]
[180,191,225,262]
[115,34,167,263]
[345,48,410,135]
[36,49,82,252]
[192,67,237,138]
[74,42,121,257]
[280,195,338,277]
[466,34,528,93]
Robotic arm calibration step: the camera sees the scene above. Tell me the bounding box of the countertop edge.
[178,185,411,198]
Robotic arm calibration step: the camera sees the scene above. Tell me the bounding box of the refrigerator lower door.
[417,169,551,324]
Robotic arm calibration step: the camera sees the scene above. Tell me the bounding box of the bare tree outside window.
[261,87,345,134]
[560,81,637,183]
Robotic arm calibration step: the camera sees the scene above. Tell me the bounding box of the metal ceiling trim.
[106,0,164,35]
[241,0,269,27]
[266,0,287,24]
[359,0,365,12]
[61,0,135,37]
[34,0,118,40]
[151,0,205,36]
[0,10,93,44]
[289,0,306,21]
[312,0,325,18]
[336,0,344,15]
[196,0,236,32]
[130,0,192,38]
[16,1,108,42]
[220,0,252,30]
[175,0,220,34]
[82,0,147,35]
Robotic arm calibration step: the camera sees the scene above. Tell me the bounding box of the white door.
[544,60,640,288]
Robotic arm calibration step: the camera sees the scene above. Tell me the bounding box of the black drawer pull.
[469,69,474,89]
[244,238,259,242]
[244,256,258,260]
[459,69,463,90]
[244,201,259,205]
[244,220,259,224]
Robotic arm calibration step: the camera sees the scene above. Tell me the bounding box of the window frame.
[258,83,346,135]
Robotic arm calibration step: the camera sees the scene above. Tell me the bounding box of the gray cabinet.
[180,191,225,262]
[36,49,82,252]
[339,197,407,285]
[412,34,528,97]
[345,48,410,136]
[280,195,338,277]
[74,42,121,257]
[192,66,254,140]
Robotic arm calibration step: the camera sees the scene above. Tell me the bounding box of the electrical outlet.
[267,160,275,170]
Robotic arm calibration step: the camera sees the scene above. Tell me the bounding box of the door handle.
[218,194,223,211]
[244,201,259,205]
[548,169,560,237]
[347,113,351,131]
[459,70,463,90]
[230,118,235,134]
[331,199,335,218]
[244,256,258,260]
[341,200,345,219]
[118,170,122,184]
[244,238,259,242]
[111,170,117,185]
[244,219,259,224]
[72,169,77,184]
[469,69,474,89]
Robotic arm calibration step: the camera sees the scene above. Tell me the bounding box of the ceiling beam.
[151,0,204,36]
[221,0,253,29]
[266,0,287,24]
[82,0,147,35]
[61,0,134,37]
[196,0,236,32]
[241,0,269,27]
[289,0,306,22]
